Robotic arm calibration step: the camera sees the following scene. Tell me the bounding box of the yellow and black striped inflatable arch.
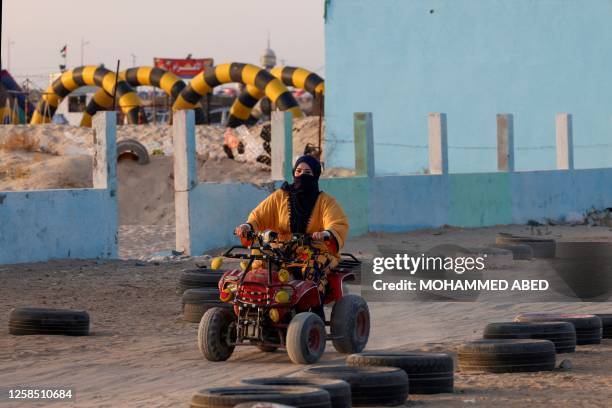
[228,66,324,127]
[81,66,206,126]
[30,66,144,125]
[173,62,302,125]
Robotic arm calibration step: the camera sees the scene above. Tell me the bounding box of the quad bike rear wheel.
[330,294,370,353]
[286,312,326,364]
[198,307,235,361]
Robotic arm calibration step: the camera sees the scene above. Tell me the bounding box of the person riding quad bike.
[235,155,349,319]
[196,155,368,364]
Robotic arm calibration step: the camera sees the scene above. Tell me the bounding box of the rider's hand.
[235,223,252,237]
[312,231,331,241]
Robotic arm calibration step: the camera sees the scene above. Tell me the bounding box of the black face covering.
[281,174,321,233]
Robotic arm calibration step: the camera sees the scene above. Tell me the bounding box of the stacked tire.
[177,269,225,295]
[346,352,453,394]
[490,243,533,260]
[178,268,229,323]
[595,314,612,338]
[241,378,351,408]
[495,233,555,258]
[183,288,232,323]
[190,386,330,408]
[458,339,556,373]
[297,366,408,406]
[9,308,90,336]
[514,313,602,345]
[483,322,576,353]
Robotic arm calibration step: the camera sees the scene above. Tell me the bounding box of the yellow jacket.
[247,189,349,250]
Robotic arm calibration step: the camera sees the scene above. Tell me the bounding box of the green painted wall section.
[448,173,512,227]
[320,176,369,236]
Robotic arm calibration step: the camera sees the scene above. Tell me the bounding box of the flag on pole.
[60,45,67,58]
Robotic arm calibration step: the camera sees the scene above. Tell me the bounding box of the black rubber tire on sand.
[458,339,556,373]
[484,321,576,353]
[514,313,602,345]
[177,270,226,294]
[495,233,555,258]
[117,139,150,165]
[491,243,533,260]
[347,351,453,394]
[286,312,326,365]
[197,307,235,362]
[9,307,90,336]
[595,314,612,338]
[190,385,330,408]
[234,403,295,408]
[298,365,408,407]
[182,288,231,323]
[241,377,351,408]
[330,295,370,354]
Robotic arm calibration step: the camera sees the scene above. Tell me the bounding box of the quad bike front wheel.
[286,312,326,364]
[198,307,235,361]
[330,294,370,353]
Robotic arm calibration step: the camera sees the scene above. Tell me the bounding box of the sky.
[1,0,325,89]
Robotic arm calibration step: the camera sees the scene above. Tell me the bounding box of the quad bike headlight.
[220,282,237,302]
[274,288,293,304]
[220,288,234,302]
[269,308,280,322]
[278,269,290,283]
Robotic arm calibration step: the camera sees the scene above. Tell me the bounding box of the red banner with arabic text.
[153,58,214,78]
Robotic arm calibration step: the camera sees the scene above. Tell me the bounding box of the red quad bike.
[197,231,369,364]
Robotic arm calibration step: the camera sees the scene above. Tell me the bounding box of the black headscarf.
[281,155,322,233]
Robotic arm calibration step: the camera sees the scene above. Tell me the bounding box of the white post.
[428,113,448,175]
[92,111,117,192]
[173,110,197,254]
[497,114,515,172]
[271,111,293,181]
[556,113,574,170]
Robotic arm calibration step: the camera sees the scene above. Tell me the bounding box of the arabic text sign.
[153,58,214,78]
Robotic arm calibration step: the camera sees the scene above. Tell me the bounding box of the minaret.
[260,33,277,70]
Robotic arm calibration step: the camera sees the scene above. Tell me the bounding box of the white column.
[92,111,117,191]
[428,113,448,175]
[173,110,197,254]
[556,113,574,170]
[271,111,294,181]
[497,114,515,172]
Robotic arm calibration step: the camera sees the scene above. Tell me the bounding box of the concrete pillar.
[92,111,117,192]
[271,111,294,181]
[497,114,515,172]
[173,110,197,254]
[354,112,375,177]
[556,113,574,170]
[428,113,448,175]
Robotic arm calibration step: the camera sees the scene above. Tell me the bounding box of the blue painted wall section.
[369,175,449,232]
[0,189,117,264]
[325,0,612,174]
[187,182,274,255]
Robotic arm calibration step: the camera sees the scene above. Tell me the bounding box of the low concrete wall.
[370,169,612,232]
[0,112,118,264]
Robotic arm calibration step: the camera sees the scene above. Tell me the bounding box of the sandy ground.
[1,224,611,407]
